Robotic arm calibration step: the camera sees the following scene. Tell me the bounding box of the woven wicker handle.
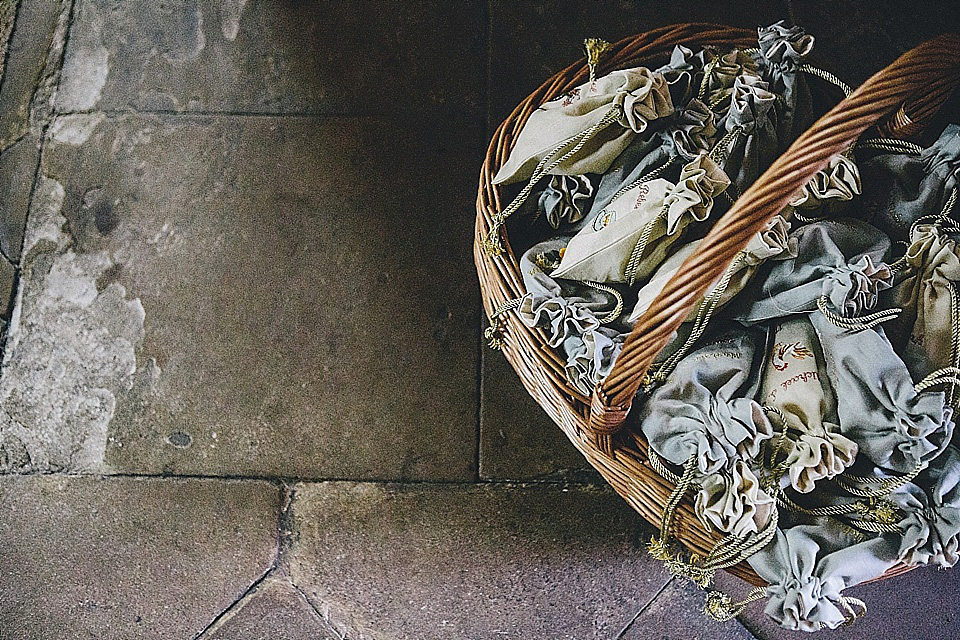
[590,34,960,436]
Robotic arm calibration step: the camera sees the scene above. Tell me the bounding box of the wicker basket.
[475,22,960,585]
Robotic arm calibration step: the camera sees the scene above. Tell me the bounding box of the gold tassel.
[584,38,613,83]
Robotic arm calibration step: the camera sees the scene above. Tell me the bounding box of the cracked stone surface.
[620,578,756,640]
[3,112,481,480]
[288,482,675,640]
[198,577,341,640]
[0,475,282,640]
[59,0,485,115]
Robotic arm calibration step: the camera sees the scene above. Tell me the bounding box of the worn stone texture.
[714,562,960,640]
[199,577,341,640]
[0,475,281,640]
[0,0,69,148]
[289,481,668,640]
[0,132,38,266]
[479,348,596,481]
[58,0,485,116]
[14,112,480,480]
[619,578,757,640]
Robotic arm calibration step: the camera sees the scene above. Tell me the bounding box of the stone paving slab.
[479,348,595,481]
[620,578,757,640]
[199,576,341,640]
[288,481,671,640]
[58,0,485,116]
[0,112,480,480]
[0,475,282,640]
[0,0,68,149]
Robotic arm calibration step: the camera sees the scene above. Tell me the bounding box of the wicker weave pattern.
[475,23,960,584]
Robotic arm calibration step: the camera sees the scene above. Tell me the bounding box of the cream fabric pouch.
[886,224,960,385]
[551,153,729,284]
[493,67,674,185]
[760,317,858,494]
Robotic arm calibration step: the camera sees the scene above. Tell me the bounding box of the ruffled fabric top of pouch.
[517,238,617,348]
[757,21,815,72]
[789,154,862,211]
[810,311,955,474]
[890,445,960,568]
[721,74,778,135]
[638,327,773,475]
[748,524,899,631]
[695,459,776,537]
[731,219,892,323]
[538,175,595,229]
[562,326,625,396]
[493,67,674,185]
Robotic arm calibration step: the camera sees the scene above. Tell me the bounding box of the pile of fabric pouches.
[486,22,960,631]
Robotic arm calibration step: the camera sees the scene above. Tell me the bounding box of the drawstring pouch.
[731,218,893,324]
[551,153,729,284]
[855,124,960,242]
[760,317,858,494]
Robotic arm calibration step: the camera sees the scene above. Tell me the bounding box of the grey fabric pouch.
[891,445,960,568]
[752,21,816,151]
[638,326,773,475]
[855,124,960,242]
[748,523,898,631]
[809,312,955,474]
[732,219,893,323]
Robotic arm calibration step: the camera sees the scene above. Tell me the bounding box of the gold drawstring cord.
[834,462,924,499]
[798,64,853,96]
[624,204,668,286]
[704,586,768,622]
[838,596,868,627]
[817,295,901,331]
[584,38,613,84]
[856,137,925,156]
[579,280,624,324]
[483,107,622,255]
[484,297,524,349]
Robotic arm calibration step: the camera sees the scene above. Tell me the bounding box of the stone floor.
[0,1,958,638]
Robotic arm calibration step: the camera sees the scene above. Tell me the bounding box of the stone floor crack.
[613,576,675,640]
[190,566,279,640]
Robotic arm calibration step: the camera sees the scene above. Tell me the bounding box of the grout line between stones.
[613,576,676,639]
[0,469,611,489]
[288,582,349,640]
